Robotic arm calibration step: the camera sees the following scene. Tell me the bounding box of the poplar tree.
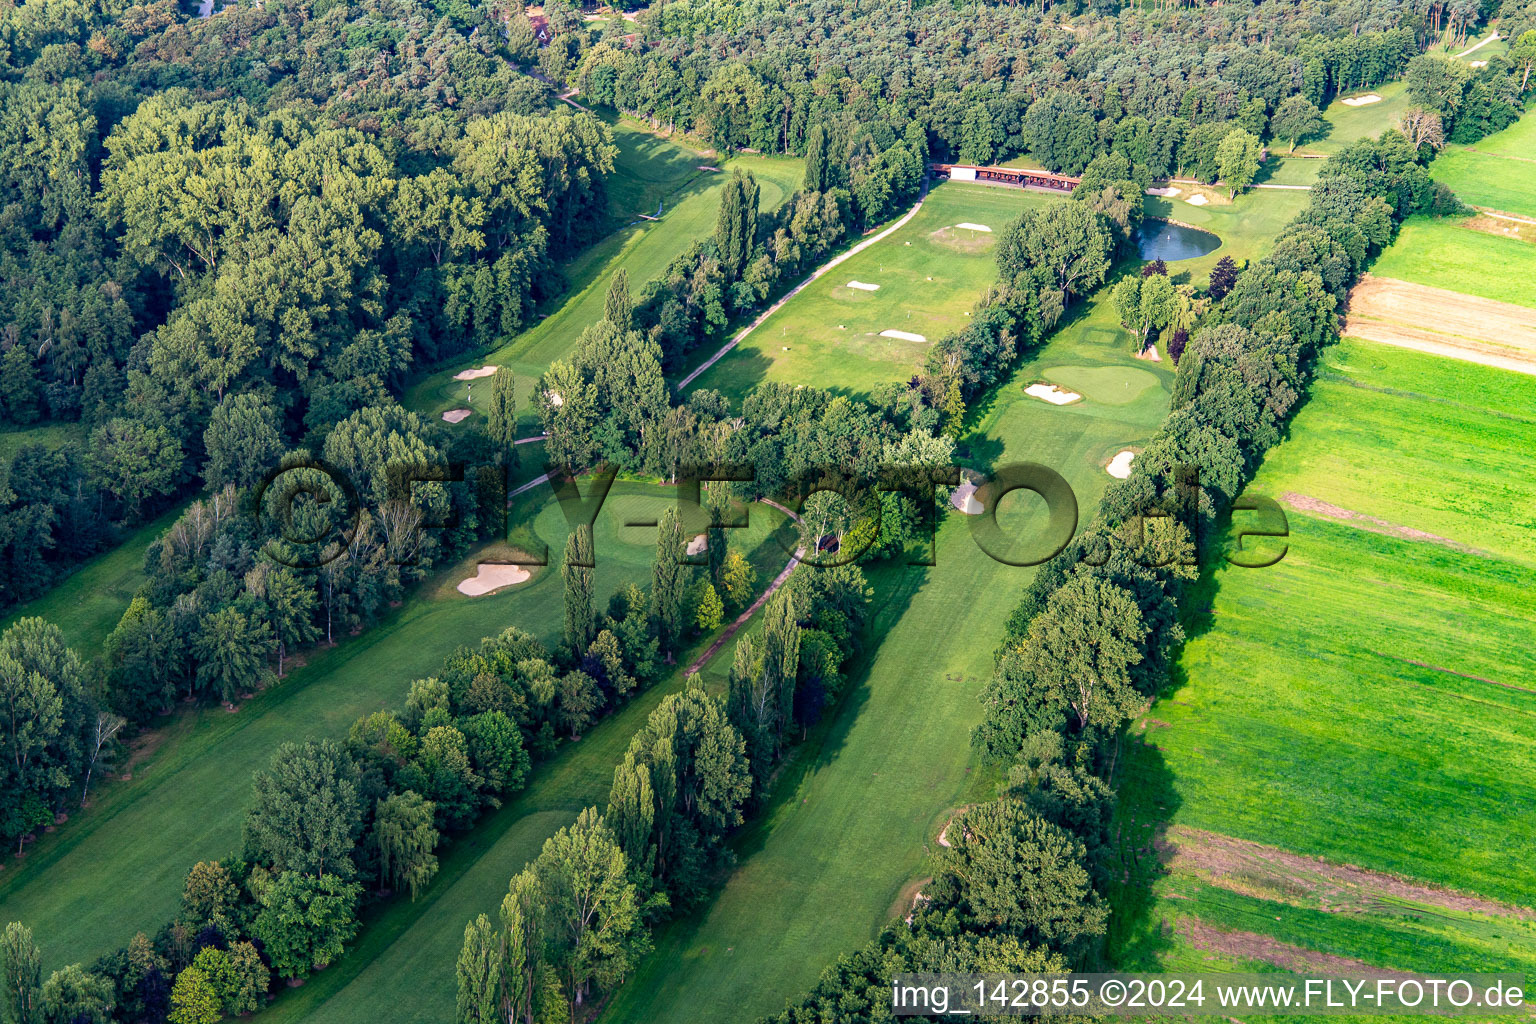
[562,525,595,653]
[802,123,830,192]
[713,170,759,281]
[602,269,632,330]
[486,367,519,463]
[650,508,688,658]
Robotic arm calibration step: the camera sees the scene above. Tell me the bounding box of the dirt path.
[682,546,803,676]
[1176,920,1411,976]
[1345,274,1536,376]
[1163,826,1534,920]
[675,187,930,390]
[1278,492,1486,555]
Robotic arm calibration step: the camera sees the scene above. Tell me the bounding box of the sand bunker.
[1471,60,1488,67]
[686,534,707,555]
[954,222,992,232]
[950,482,984,515]
[442,408,473,424]
[1107,450,1136,479]
[1147,186,1181,197]
[1025,383,1082,405]
[1341,94,1382,106]
[457,564,531,596]
[544,390,563,407]
[880,329,928,342]
[847,280,881,291]
[453,365,498,381]
[1185,194,1209,206]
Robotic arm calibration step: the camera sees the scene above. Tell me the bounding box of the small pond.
[1136,220,1221,261]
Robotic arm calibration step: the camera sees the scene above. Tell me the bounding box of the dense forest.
[1,0,1531,1017]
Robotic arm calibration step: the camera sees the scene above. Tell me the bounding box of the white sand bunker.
[1471,60,1488,67]
[1147,186,1180,197]
[442,408,473,424]
[847,281,881,291]
[880,329,928,342]
[457,564,531,596]
[1107,450,1136,479]
[544,390,563,407]
[453,365,498,381]
[950,481,984,515]
[686,534,707,555]
[1341,94,1382,106]
[955,222,992,232]
[1186,194,1209,207]
[1026,383,1082,405]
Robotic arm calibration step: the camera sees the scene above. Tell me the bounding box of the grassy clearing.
[1255,155,1323,187]
[0,421,85,463]
[403,129,801,432]
[0,483,789,972]
[690,182,1063,400]
[1369,216,1536,309]
[600,283,1175,1024]
[1301,81,1412,156]
[1112,338,1536,986]
[1431,111,1536,219]
[0,504,185,654]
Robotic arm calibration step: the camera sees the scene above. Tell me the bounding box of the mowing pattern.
[1367,216,1536,311]
[1113,338,1536,984]
[1431,113,1536,220]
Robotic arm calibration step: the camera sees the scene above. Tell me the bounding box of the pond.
[1136,220,1221,262]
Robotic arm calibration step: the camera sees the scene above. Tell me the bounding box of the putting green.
[1044,364,1161,405]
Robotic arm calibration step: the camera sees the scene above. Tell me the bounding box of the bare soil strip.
[1278,492,1486,555]
[1162,826,1534,920]
[1176,919,1409,976]
[1345,275,1536,375]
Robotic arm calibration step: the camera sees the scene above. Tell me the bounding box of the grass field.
[0,421,85,463]
[0,483,792,972]
[403,125,801,433]
[689,183,1064,399]
[1300,81,1412,156]
[0,504,184,654]
[1112,339,1536,985]
[1431,111,1536,220]
[1368,216,1536,309]
[600,277,1176,1024]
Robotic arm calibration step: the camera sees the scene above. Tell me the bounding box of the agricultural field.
[689,182,1062,399]
[1429,113,1536,220]
[1112,338,1536,981]
[0,475,791,973]
[1364,215,1536,309]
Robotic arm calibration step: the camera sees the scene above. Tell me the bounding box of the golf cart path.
[676,189,930,390]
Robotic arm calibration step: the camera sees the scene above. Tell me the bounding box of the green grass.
[689,182,1064,400]
[0,504,184,655]
[600,283,1176,1024]
[1255,155,1323,187]
[1112,338,1536,985]
[1301,80,1413,156]
[0,483,788,972]
[403,134,802,434]
[0,421,85,463]
[1369,216,1536,309]
[1431,111,1536,219]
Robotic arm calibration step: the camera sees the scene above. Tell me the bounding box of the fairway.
[1301,80,1413,155]
[688,182,1065,399]
[0,503,183,653]
[1431,112,1536,219]
[1144,188,1311,288]
[403,130,801,432]
[600,284,1175,1024]
[1367,216,1536,310]
[0,482,790,971]
[1113,339,1536,980]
